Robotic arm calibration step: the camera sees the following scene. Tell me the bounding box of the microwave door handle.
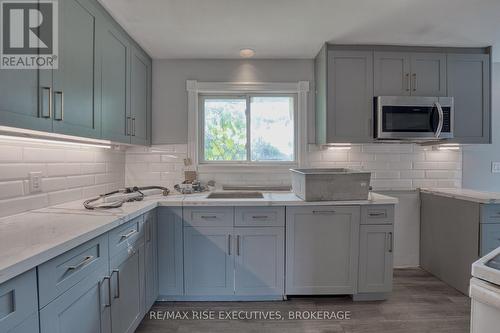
[434,102,444,138]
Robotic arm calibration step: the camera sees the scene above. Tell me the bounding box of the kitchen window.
[199,94,297,164]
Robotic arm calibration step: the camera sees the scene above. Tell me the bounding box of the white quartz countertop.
[420,188,500,204]
[0,191,396,284]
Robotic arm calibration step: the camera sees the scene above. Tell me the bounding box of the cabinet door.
[374,52,411,96]
[8,312,39,333]
[130,48,151,145]
[184,227,234,296]
[158,207,184,297]
[234,227,284,296]
[0,269,38,333]
[100,23,130,143]
[144,211,158,309]
[358,225,394,293]
[286,206,360,294]
[40,268,111,333]
[327,50,374,143]
[447,54,490,143]
[48,0,101,138]
[410,53,446,96]
[0,69,53,132]
[110,244,145,333]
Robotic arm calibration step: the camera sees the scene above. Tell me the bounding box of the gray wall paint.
[462,63,500,191]
[152,59,314,144]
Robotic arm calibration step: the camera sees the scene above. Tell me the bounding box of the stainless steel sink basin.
[207,191,264,199]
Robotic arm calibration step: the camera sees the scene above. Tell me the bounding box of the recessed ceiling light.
[239,48,255,58]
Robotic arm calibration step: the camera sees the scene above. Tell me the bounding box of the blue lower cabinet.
[158,207,184,298]
[144,211,159,310]
[184,226,234,296]
[234,227,284,296]
[0,269,38,333]
[39,267,111,333]
[7,312,39,333]
[110,241,145,333]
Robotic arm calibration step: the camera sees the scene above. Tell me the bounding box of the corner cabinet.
[0,0,152,146]
[315,44,491,144]
[285,206,360,294]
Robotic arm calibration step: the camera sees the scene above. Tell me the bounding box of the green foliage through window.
[202,96,295,163]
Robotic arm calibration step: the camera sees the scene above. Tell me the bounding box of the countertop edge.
[0,192,397,284]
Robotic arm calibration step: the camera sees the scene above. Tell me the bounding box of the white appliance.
[470,246,500,333]
[375,96,454,140]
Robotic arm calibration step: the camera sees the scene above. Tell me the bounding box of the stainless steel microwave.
[375,96,454,140]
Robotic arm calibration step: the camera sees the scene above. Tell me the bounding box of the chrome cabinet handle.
[412,73,417,91]
[126,116,132,135]
[434,102,444,138]
[112,269,120,299]
[146,221,152,242]
[251,215,269,219]
[40,87,52,118]
[405,73,410,92]
[228,234,231,255]
[201,215,218,219]
[54,91,64,121]
[103,276,111,307]
[369,212,386,217]
[312,210,336,215]
[67,255,94,271]
[237,235,240,256]
[132,117,136,136]
[388,232,393,253]
[120,229,137,241]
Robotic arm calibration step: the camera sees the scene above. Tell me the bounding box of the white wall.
[462,63,500,191]
[152,59,315,144]
[0,139,125,218]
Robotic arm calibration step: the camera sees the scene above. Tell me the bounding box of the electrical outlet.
[492,162,500,174]
[29,171,42,193]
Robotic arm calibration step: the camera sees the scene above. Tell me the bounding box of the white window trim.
[187,80,309,173]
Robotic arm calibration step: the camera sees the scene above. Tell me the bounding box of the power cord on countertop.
[83,186,170,210]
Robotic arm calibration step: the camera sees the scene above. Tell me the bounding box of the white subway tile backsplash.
[125,143,463,192]
[0,143,125,217]
[0,145,23,162]
[0,181,24,200]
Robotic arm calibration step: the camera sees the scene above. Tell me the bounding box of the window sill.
[197,163,298,174]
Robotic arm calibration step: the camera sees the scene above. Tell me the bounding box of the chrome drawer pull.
[120,229,137,240]
[201,215,218,219]
[369,212,386,217]
[237,235,240,256]
[252,215,269,219]
[228,234,231,255]
[312,210,336,215]
[67,255,94,271]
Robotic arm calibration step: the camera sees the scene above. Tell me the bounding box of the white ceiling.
[99,0,500,61]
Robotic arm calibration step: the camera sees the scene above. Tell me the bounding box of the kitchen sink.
[207,191,264,199]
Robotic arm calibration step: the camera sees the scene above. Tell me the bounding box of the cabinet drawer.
[481,224,500,256]
[38,234,109,308]
[481,205,500,224]
[109,215,143,258]
[361,205,394,225]
[235,207,285,227]
[183,207,233,227]
[0,269,38,332]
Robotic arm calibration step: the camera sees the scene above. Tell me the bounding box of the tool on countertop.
[83,185,170,210]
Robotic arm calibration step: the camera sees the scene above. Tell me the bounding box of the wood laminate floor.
[136,268,470,333]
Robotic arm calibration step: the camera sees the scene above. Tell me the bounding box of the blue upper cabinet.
[130,48,152,146]
[99,21,131,144]
[0,0,152,145]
